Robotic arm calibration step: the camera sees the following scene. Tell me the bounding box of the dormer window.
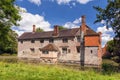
[63,38,68,43]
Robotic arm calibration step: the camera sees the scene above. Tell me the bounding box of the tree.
[107,40,115,53]
[0,0,21,53]
[104,40,120,63]
[94,0,120,36]
[5,30,18,54]
[58,26,67,30]
[94,0,120,63]
[36,27,44,32]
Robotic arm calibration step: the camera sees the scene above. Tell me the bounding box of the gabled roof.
[85,26,99,36]
[40,44,59,51]
[18,25,99,40]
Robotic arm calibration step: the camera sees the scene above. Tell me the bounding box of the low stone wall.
[18,57,57,64]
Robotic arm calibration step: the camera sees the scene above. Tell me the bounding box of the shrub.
[102,59,119,74]
[0,53,11,56]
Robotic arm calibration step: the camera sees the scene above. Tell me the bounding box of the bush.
[0,53,11,56]
[102,59,119,74]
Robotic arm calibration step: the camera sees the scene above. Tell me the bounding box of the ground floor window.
[30,48,35,53]
[42,51,49,54]
[68,49,71,53]
[62,48,67,54]
[76,46,80,53]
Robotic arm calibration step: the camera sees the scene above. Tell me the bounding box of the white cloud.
[100,20,106,24]
[72,2,76,6]
[97,26,114,47]
[97,26,113,34]
[73,17,81,24]
[13,29,25,36]
[64,22,79,28]
[55,0,92,5]
[28,0,41,6]
[64,17,81,28]
[76,0,92,4]
[56,0,71,4]
[13,7,52,36]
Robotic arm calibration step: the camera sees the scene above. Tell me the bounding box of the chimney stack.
[81,15,87,33]
[54,25,59,36]
[33,25,36,32]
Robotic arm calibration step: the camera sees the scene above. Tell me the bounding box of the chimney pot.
[33,25,36,32]
[82,15,86,25]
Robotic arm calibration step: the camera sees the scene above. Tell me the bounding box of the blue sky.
[13,0,114,47]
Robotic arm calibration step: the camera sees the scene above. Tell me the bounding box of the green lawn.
[0,62,120,80]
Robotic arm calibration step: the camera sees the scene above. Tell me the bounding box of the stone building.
[18,16,102,66]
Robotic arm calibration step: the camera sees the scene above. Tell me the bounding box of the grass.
[0,62,120,80]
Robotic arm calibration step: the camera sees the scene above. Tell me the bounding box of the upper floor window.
[77,37,80,42]
[91,50,93,54]
[49,39,54,43]
[68,49,71,53]
[76,46,80,53]
[63,38,68,43]
[20,41,23,44]
[31,40,35,43]
[30,48,35,53]
[40,39,44,43]
[62,48,67,54]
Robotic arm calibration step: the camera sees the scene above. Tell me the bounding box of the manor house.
[18,16,102,66]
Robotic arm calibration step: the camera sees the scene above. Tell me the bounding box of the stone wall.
[18,36,101,66]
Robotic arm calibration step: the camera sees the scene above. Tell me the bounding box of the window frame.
[30,48,35,53]
[62,47,67,54]
[42,51,49,54]
[49,38,54,43]
[76,46,80,53]
[31,40,35,43]
[20,41,23,44]
[40,39,44,43]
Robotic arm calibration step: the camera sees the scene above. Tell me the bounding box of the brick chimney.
[33,25,36,32]
[81,15,87,33]
[98,31,102,58]
[98,32,102,43]
[53,25,59,36]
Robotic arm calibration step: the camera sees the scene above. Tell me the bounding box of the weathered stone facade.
[18,16,102,66]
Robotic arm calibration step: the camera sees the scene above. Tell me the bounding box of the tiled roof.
[40,44,59,51]
[18,25,99,40]
[85,26,99,36]
[85,36,100,47]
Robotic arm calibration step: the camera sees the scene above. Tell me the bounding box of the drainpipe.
[80,15,85,67]
[80,30,85,67]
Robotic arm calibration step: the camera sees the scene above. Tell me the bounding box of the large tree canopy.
[0,0,21,53]
[94,0,120,36]
[58,26,67,30]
